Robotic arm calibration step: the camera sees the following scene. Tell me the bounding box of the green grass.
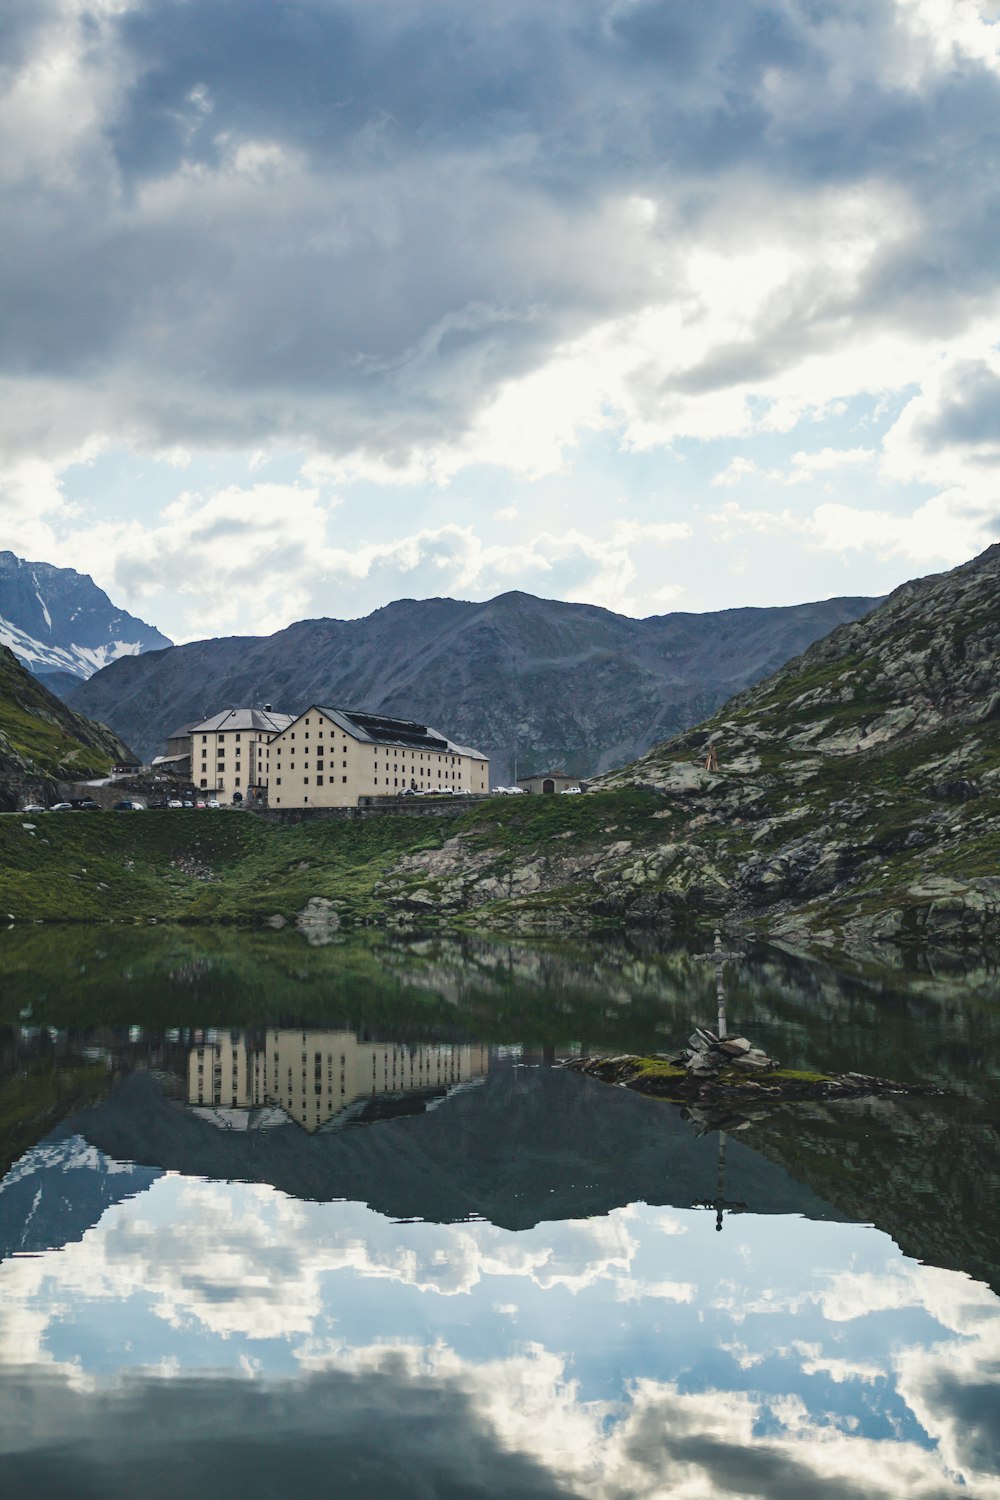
[0,1059,108,1178]
[0,645,129,782]
[0,807,457,924]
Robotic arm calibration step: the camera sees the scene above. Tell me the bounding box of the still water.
[1,928,998,1499]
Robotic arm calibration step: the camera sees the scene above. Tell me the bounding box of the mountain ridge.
[67,588,878,774]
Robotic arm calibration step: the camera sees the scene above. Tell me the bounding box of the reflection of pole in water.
[715,1131,727,1232]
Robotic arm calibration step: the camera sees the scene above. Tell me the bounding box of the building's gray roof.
[306,706,488,760]
[188,708,295,735]
[517,770,577,782]
[166,721,200,741]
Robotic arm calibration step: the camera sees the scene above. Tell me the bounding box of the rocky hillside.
[584,542,1000,947]
[0,645,135,810]
[361,545,999,951]
[0,550,171,682]
[67,589,875,772]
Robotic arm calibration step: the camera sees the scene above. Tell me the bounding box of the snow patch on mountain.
[0,551,171,682]
[0,617,150,678]
[0,1135,143,1195]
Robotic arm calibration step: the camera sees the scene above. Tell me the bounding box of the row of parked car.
[19,798,226,813]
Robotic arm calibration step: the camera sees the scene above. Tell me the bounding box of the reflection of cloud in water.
[0,1180,998,1497]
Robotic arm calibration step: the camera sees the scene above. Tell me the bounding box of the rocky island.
[565,1032,945,1106]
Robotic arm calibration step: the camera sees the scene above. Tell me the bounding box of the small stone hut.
[516,770,582,795]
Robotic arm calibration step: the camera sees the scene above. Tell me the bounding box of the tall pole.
[714,928,727,1039]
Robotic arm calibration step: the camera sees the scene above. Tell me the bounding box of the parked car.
[67,798,101,811]
[20,804,47,813]
[147,799,169,809]
[167,799,183,808]
[206,799,220,809]
[51,802,74,811]
[112,799,144,811]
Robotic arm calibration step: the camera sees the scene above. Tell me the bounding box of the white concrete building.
[267,706,489,809]
[186,706,294,801]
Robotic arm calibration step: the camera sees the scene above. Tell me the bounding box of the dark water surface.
[1,928,998,1499]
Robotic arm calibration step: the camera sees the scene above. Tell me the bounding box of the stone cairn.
[663,1027,777,1079]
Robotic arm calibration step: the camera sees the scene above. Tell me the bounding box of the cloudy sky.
[2,0,1000,642]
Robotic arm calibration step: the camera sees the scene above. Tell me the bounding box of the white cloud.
[709,488,995,567]
[3,0,1000,625]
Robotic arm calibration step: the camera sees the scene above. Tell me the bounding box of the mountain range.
[67,589,878,777]
[0,550,171,683]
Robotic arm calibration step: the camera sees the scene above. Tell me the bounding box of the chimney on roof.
[264,703,272,712]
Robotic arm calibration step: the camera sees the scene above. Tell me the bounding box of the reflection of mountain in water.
[5,1053,1000,1300]
[42,1066,841,1236]
[0,1135,161,1260]
[742,1096,1000,1297]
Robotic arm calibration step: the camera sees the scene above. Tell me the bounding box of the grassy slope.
[0,790,668,925]
[0,644,133,791]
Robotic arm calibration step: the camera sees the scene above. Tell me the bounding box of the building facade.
[185,706,294,801]
[516,771,582,794]
[266,706,489,809]
[187,1026,489,1132]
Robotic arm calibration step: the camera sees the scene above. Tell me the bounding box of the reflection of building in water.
[188,1028,489,1132]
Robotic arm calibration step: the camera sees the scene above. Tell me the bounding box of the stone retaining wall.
[252,795,494,826]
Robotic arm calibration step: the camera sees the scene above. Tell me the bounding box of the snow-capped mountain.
[0,551,171,681]
[0,1133,161,1260]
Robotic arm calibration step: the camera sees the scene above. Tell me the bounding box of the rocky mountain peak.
[0,550,172,682]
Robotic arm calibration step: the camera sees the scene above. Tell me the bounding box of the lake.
[1,927,998,1499]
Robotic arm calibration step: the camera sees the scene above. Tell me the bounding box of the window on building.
[276,777,281,785]
[235,777,241,787]
[342,776,347,784]
[202,735,207,743]
[200,778,207,788]
[235,733,241,742]
[316,775,324,786]
[304,777,309,785]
